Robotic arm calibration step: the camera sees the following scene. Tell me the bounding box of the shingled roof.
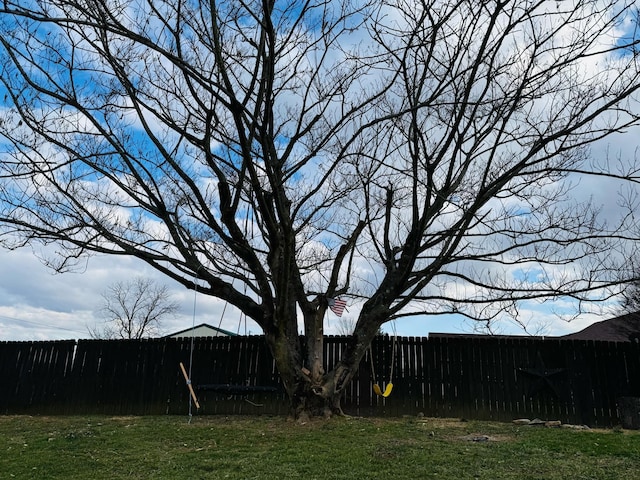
[560,312,640,343]
[165,323,237,338]
[429,312,640,343]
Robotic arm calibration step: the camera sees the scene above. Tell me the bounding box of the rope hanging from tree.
[182,274,202,422]
[182,201,279,411]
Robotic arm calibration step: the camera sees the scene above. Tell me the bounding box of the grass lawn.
[0,415,639,479]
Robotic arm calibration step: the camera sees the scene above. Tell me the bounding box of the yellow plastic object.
[373,382,393,397]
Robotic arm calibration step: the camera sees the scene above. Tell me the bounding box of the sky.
[0,242,615,341]
[0,1,636,342]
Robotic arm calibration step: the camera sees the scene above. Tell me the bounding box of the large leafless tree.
[1,0,640,417]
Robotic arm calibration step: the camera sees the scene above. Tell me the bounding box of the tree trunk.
[265,327,338,419]
[265,317,379,420]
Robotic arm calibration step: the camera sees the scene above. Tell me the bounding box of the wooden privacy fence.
[0,335,639,427]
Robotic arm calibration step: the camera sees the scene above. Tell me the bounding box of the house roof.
[166,323,237,338]
[428,332,536,340]
[429,312,640,343]
[560,312,640,343]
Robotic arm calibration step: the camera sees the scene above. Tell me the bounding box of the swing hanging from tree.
[179,199,280,411]
[179,281,279,413]
[193,307,279,396]
[370,327,397,398]
[327,297,398,398]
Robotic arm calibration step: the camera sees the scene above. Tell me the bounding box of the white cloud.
[0,245,258,340]
[1,0,637,342]
[0,233,623,341]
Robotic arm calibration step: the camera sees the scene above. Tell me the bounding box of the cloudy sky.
[6,139,634,342]
[0,241,614,341]
[2,138,631,341]
[0,1,635,342]
[0,246,242,340]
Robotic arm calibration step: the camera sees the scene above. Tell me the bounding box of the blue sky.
[0,242,616,341]
[0,0,636,341]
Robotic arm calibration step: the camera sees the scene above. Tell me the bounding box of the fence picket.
[1,336,639,426]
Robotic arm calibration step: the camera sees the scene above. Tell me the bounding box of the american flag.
[327,297,347,317]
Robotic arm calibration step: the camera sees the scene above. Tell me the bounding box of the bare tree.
[1,0,640,418]
[334,317,356,336]
[619,254,640,314]
[89,277,178,339]
[621,283,640,312]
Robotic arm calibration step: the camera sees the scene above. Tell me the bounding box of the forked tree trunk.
[266,319,379,420]
[286,364,357,420]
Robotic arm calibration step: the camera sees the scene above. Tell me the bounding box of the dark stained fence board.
[408,337,421,413]
[591,341,612,425]
[625,343,640,397]
[502,339,521,419]
[0,341,76,414]
[442,338,461,418]
[425,337,441,416]
[581,340,602,426]
[188,336,286,416]
[1,335,639,425]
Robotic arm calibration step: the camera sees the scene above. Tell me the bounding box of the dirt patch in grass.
[412,417,517,443]
[457,433,514,442]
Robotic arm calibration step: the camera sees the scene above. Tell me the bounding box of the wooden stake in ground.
[179,362,200,410]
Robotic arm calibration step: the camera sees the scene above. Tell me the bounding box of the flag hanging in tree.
[327,297,347,317]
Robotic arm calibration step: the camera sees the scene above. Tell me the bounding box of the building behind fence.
[0,335,639,427]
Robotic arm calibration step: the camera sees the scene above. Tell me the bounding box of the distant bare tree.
[90,278,178,339]
[620,277,640,314]
[334,317,356,336]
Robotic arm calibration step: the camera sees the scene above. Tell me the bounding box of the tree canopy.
[1,0,640,416]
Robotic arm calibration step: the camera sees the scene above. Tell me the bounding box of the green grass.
[1,415,639,479]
